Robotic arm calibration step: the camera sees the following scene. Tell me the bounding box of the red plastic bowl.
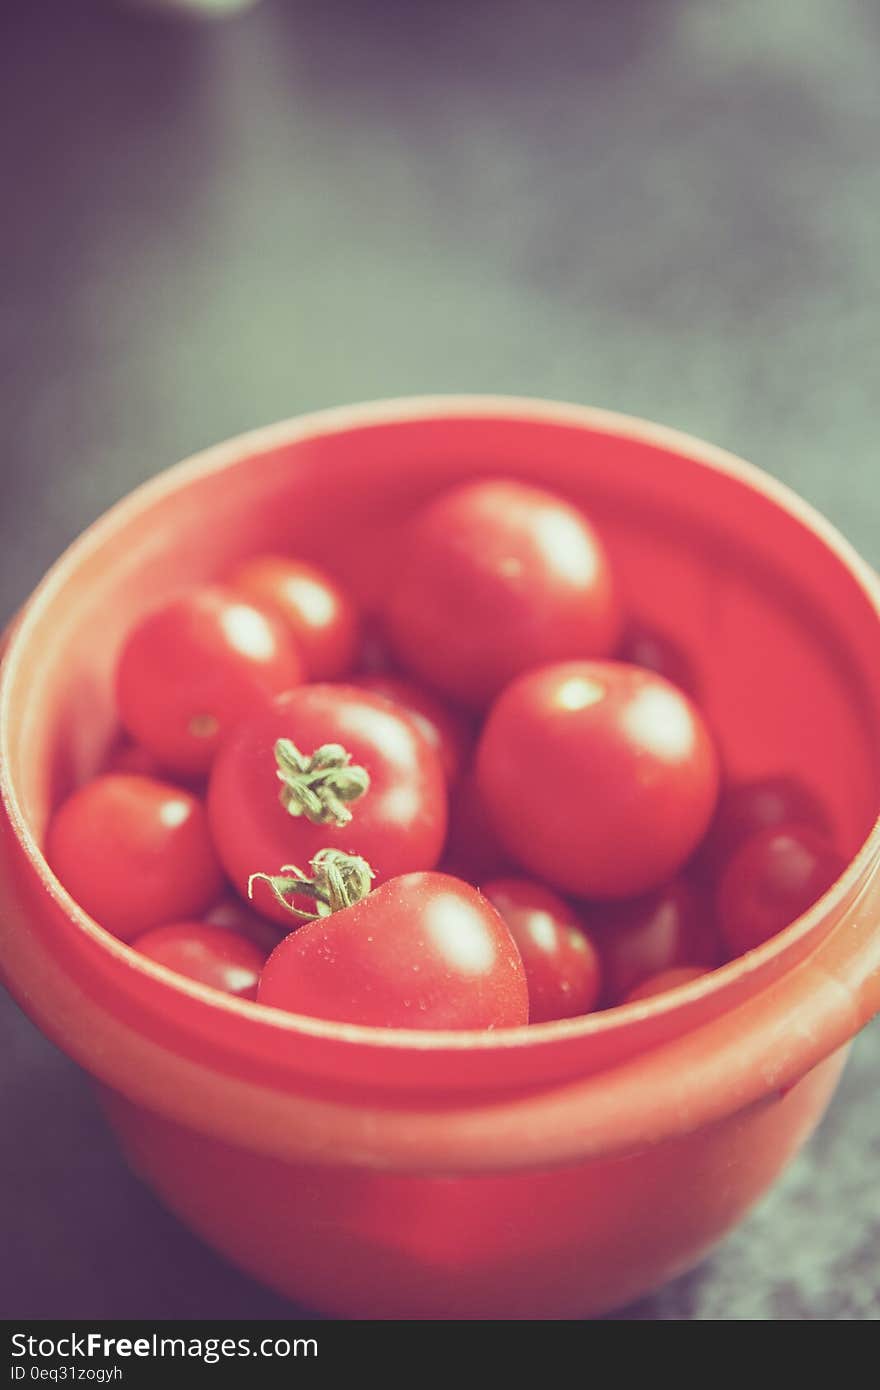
[2,397,879,1319]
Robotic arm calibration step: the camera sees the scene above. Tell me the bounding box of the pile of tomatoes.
[46,479,844,1030]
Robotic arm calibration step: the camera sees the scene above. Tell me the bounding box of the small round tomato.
[699,775,832,879]
[46,774,224,941]
[587,878,716,1003]
[624,966,710,1004]
[257,870,528,1029]
[132,922,266,999]
[229,555,359,682]
[482,878,600,1022]
[203,896,285,954]
[717,825,844,957]
[385,480,620,707]
[116,586,302,777]
[477,661,720,898]
[441,772,514,885]
[348,673,472,784]
[617,620,699,697]
[208,685,448,925]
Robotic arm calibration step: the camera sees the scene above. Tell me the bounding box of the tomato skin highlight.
[132,922,266,999]
[624,965,710,1004]
[257,872,529,1029]
[586,877,715,1004]
[477,660,720,899]
[46,774,224,941]
[717,825,844,957]
[208,685,448,926]
[348,673,472,785]
[116,587,303,778]
[482,878,601,1022]
[385,480,620,707]
[229,555,359,682]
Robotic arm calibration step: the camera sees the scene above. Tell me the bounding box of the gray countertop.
[1,0,878,1320]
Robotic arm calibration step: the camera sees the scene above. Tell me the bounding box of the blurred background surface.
[1,0,878,1319]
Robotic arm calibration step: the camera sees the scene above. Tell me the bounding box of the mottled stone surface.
[1,0,878,1319]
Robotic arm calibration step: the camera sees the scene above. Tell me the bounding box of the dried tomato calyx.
[274,737,370,827]
[248,848,375,920]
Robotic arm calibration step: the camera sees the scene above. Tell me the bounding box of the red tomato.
[624,966,710,1004]
[617,620,699,697]
[477,661,720,898]
[208,685,448,925]
[46,774,224,941]
[482,878,601,1022]
[348,673,472,784]
[385,480,620,707]
[699,775,832,879]
[441,772,514,885]
[717,825,844,957]
[203,896,285,954]
[587,878,716,1003]
[229,555,359,682]
[116,586,302,777]
[257,871,529,1029]
[132,922,266,999]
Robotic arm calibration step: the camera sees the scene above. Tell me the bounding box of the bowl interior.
[3,399,880,1088]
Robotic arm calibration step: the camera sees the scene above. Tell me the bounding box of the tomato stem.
[248,848,375,920]
[274,738,370,827]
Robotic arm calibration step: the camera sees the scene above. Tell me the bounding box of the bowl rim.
[3,392,880,1057]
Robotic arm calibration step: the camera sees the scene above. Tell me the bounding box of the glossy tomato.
[385,480,620,707]
[699,775,832,880]
[257,871,529,1029]
[717,825,844,957]
[208,685,448,925]
[587,877,716,1004]
[46,774,224,941]
[116,586,302,777]
[204,896,286,954]
[617,620,699,697]
[624,965,710,1004]
[132,922,266,999]
[229,555,359,682]
[477,661,720,898]
[481,878,600,1022]
[348,673,472,784]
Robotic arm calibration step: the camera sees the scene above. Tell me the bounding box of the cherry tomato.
[477,661,720,898]
[587,877,716,1004]
[482,878,601,1022]
[208,685,448,925]
[385,480,620,707]
[441,772,514,885]
[257,871,529,1029]
[348,673,472,784]
[699,775,832,879]
[132,922,266,999]
[229,555,359,682]
[618,620,699,697]
[624,965,710,1004]
[717,825,844,957]
[203,896,285,954]
[116,586,302,777]
[46,774,224,941]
